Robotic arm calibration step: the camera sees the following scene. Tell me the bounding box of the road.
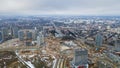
[55,58,66,68]
[0,46,40,51]
[15,51,35,68]
[0,38,68,68]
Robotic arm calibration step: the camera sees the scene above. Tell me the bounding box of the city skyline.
[0,13,120,68]
[0,0,120,15]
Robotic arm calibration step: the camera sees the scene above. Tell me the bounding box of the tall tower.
[0,31,3,43]
[12,27,19,38]
[1,27,9,41]
[37,31,44,46]
[18,30,34,46]
[32,27,38,41]
[95,33,103,47]
[18,30,24,41]
[115,39,120,51]
[72,48,88,68]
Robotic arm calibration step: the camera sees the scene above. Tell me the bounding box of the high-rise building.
[26,31,33,40]
[37,31,44,46]
[0,31,3,43]
[12,27,19,38]
[95,33,103,47]
[1,27,9,41]
[10,26,13,36]
[18,30,24,41]
[18,30,35,46]
[32,27,38,41]
[72,48,88,68]
[115,39,120,51]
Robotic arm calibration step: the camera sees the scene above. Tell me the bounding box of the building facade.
[115,39,120,51]
[12,27,19,38]
[0,31,3,43]
[1,27,9,41]
[18,30,35,46]
[72,48,88,68]
[95,33,103,47]
[37,31,44,46]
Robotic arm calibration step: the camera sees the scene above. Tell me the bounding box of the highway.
[53,59,58,68]
[55,58,66,68]
[15,51,35,68]
[0,38,67,68]
[57,59,61,68]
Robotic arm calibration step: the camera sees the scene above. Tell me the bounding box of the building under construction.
[72,48,88,68]
[18,29,35,46]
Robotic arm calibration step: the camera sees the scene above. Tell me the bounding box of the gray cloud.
[0,0,120,15]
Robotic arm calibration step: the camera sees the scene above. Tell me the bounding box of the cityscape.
[0,0,120,68]
[0,16,120,68]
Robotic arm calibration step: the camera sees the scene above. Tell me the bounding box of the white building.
[37,32,44,46]
[64,41,77,47]
[107,26,111,30]
[110,27,120,34]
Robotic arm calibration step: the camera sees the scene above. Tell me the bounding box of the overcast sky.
[0,0,120,15]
